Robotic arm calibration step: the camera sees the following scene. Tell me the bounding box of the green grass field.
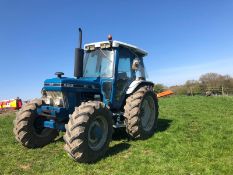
[0,96,232,174]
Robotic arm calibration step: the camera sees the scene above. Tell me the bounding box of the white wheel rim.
[141,96,156,131]
[88,115,108,151]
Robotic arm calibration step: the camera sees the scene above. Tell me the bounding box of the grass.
[0,96,233,174]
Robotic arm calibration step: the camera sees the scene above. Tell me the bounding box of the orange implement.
[157,90,174,98]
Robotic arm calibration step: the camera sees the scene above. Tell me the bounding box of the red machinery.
[0,98,22,111]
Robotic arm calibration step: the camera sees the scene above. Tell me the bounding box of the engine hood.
[43,77,101,92]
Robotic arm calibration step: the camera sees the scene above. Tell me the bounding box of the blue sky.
[0,0,233,100]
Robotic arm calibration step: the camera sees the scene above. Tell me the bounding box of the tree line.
[154,73,233,96]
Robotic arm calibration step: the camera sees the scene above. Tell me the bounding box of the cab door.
[113,47,134,109]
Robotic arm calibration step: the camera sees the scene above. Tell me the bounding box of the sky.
[0,0,233,100]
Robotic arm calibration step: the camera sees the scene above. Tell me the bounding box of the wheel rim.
[141,96,156,131]
[88,115,108,151]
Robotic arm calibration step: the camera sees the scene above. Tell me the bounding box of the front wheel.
[63,101,113,163]
[13,99,58,148]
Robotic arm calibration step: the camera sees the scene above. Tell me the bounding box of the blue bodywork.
[37,48,140,131]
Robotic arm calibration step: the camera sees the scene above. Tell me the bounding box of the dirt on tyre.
[124,86,159,139]
[63,101,113,163]
[13,99,58,148]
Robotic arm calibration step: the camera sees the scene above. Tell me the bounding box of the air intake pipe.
[74,28,84,78]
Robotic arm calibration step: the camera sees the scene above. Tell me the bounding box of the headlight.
[42,91,65,107]
[54,97,63,106]
[45,96,53,105]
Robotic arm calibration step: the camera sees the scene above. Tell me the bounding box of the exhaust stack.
[74,28,84,78]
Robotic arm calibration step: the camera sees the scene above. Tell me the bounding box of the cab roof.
[84,40,148,57]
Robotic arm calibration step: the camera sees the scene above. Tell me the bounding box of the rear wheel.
[13,99,58,148]
[63,101,113,163]
[124,86,159,139]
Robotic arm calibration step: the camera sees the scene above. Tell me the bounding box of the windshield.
[83,49,114,78]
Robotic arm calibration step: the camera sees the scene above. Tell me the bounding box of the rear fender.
[126,80,154,95]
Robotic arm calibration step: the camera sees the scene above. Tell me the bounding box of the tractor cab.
[82,39,148,109]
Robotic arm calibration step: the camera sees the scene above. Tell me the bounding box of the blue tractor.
[13,29,159,163]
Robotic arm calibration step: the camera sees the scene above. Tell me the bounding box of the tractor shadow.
[156,118,172,132]
[53,118,172,163]
[104,118,173,160]
[103,128,131,160]
[105,141,131,158]
[112,128,129,141]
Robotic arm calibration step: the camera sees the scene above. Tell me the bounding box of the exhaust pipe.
[74,28,84,78]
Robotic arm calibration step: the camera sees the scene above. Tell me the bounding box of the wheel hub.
[88,115,108,151]
[89,122,103,142]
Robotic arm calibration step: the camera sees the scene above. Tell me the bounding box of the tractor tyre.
[63,101,113,163]
[13,99,58,148]
[124,86,159,139]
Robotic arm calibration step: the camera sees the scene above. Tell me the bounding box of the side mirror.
[132,59,140,70]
